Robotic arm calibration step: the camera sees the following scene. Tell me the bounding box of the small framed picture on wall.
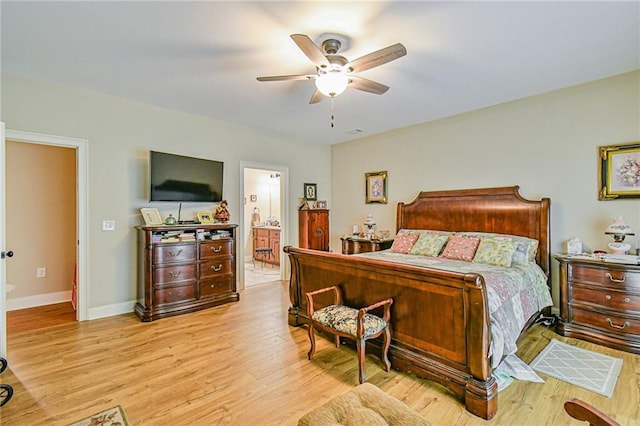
[304,183,317,201]
[365,171,388,204]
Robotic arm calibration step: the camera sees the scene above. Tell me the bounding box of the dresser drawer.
[572,285,640,312]
[153,264,196,284]
[199,258,233,279]
[571,306,640,335]
[154,283,196,306]
[200,240,233,259]
[199,277,233,297]
[569,264,640,290]
[153,244,196,264]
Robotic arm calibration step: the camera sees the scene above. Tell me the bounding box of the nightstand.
[555,254,640,354]
[340,237,394,255]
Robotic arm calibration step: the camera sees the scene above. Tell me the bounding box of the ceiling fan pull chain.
[330,97,335,128]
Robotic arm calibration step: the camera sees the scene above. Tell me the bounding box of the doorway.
[239,162,289,290]
[1,130,88,355]
[5,141,77,333]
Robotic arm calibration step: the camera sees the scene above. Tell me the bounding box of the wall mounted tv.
[149,151,224,202]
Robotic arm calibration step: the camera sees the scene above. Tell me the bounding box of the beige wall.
[1,73,331,315]
[331,71,640,307]
[5,141,76,300]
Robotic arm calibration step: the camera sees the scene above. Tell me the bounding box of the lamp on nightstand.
[605,217,635,254]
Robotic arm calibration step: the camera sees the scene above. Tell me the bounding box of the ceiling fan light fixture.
[315,71,349,97]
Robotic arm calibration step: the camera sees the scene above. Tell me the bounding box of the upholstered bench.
[305,286,393,384]
[297,382,429,426]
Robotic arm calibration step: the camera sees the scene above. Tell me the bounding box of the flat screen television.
[149,151,224,202]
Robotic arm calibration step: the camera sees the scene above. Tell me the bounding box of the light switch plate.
[102,220,116,231]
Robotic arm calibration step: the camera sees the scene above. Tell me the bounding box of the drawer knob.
[606,318,630,330]
[168,271,182,277]
[605,272,626,283]
[210,284,215,288]
[169,249,183,257]
[605,295,612,300]
[211,264,223,272]
[211,246,222,253]
[624,297,631,303]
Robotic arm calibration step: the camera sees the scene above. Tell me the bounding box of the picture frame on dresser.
[599,141,640,200]
[197,211,214,224]
[140,208,162,225]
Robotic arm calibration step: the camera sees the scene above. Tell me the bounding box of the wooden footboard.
[285,246,498,420]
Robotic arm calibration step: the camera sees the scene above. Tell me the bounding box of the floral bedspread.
[355,251,553,367]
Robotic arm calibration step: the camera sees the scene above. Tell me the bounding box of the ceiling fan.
[257,34,407,104]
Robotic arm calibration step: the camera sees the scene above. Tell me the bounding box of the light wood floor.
[0,281,638,425]
[6,302,76,334]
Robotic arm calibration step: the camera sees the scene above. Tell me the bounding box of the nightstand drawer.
[572,307,640,335]
[569,264,640,290]
[572,285,640,312]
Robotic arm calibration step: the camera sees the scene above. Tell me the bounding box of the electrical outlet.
[102,220,116,231]
[36,267,46,278]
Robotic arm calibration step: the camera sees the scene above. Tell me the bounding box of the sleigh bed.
[284,186,551,420]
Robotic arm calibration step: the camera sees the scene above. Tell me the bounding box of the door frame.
[239,161,289,291]
[3,130,89,329]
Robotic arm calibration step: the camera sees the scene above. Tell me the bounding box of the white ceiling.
[1,1,638,145]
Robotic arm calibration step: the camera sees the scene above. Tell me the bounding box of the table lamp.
[605,217,635,255]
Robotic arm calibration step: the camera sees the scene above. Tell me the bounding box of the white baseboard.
[6,290,72,311]
[88,300,137,320]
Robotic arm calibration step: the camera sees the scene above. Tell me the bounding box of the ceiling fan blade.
[349,76,389,95]
[346,43,407,73]
[291,34,330,68]
[257,74,315,82]
[309,89,324,104]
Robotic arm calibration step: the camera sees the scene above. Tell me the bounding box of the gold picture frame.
[365,171,388,204]
[599,142,640,200]
[197,211,214,224]
[140,208,163,225]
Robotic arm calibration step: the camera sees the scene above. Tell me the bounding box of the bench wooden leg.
[356,338,366,384]
[307,322,316,360]
[381,326,391,372]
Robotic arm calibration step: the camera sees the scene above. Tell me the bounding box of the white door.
[1,122,7,357]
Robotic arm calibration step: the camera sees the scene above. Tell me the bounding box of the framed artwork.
[599,142,640,200]
[140,208,163,225]
[304,183,317,201]
[197,211,214,224]
[365,171,388,204]
[315,200,327,209]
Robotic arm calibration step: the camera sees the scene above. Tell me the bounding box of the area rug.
[68,405,130,426]
[529,339,622,397]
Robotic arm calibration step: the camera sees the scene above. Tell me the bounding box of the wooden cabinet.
[556,255,640,354]
[253,227,281,265]
[135,224,239,322]
[340,237,394,255]
[299,209,329,251]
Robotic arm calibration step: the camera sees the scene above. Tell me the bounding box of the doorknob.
[1,251,14,259]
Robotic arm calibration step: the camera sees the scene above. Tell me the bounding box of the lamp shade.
[604,216,634,237]
[315,71,349,97]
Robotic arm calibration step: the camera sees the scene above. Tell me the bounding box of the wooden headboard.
[396,186,551,276]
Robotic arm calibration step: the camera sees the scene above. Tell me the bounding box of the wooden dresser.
[340,236,394,255]
[555,255,640,354]
[253,226,281,265]
[298,209,329,251]
[135,224,239,322]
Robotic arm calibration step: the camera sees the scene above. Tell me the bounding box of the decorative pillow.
[397,229,453,237]
[389,233,419,254]
[409,233,449,257]
[440,235,480,261]
[455,232,538,265]
[473,237,517,267]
